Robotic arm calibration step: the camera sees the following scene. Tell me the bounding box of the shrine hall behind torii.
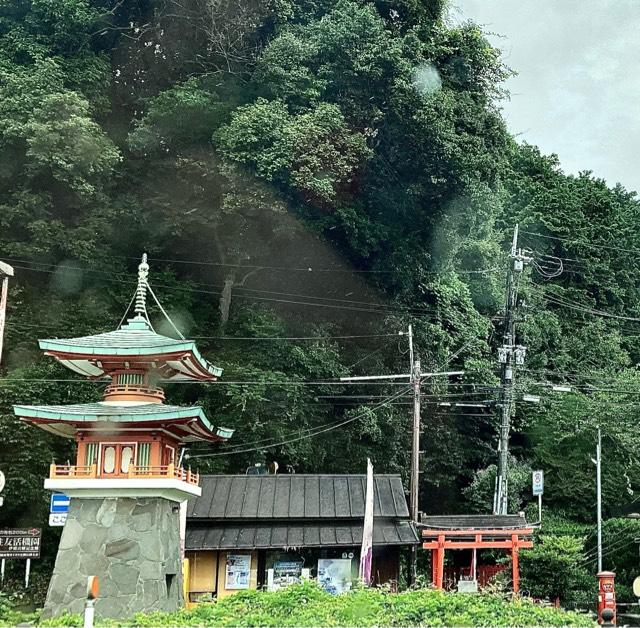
[421,514,534,593]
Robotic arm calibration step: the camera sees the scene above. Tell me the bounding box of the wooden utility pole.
[408,325,420,524]
[0,261,14,367]
[596,427,603,572]
[340,327,463,582]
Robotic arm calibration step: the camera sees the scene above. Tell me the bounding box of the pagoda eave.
[42,349,221,382]
[14,403,233,444]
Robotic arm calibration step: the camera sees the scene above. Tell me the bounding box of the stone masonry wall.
[43,497,184,619]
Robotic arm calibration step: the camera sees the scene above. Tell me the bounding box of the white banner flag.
[359,458,374,585]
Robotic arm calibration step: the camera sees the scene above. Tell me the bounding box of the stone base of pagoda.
[42,497,184,619]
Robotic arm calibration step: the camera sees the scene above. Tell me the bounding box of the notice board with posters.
[271,560,303,590]
[225,554,251,590]
[0,528,42,559]
[317,558,352,595]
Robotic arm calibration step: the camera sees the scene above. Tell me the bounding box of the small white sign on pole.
[49,513,68,527]
[532,470,544,496]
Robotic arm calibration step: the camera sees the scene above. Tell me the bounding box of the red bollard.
[597,571,616,625]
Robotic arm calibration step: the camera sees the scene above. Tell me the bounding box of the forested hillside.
[1,0,640,579]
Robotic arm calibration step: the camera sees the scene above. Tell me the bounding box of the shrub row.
[28,582,596,627]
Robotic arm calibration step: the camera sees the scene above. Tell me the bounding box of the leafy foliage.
[33,582,594,627]
[0,0,639,605]
[519,536,592,605]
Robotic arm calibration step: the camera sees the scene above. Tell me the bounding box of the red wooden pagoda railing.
[49,463,199,485]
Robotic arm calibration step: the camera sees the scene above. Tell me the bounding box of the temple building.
[14,255,232,618]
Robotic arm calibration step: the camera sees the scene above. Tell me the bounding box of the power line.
[542,293,640,322]
[7,262,474,319]
[4,320,403,342]
[188,387,411,458]
[521,230,640,256]
[190,389,410,452]
[1,254,503,277]
[7,257,503,316]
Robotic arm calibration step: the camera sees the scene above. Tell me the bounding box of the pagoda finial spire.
[134,253,149,318]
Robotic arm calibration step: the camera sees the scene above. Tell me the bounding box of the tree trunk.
[218,272,235,331]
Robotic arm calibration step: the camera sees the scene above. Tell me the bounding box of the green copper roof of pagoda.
[14,402,209,423]
[39,317,222,377]
[14,402,234,442]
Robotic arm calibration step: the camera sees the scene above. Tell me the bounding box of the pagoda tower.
[14,256,232,619]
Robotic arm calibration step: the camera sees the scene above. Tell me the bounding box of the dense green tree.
[520,536,592,604]
[1,0,640,601]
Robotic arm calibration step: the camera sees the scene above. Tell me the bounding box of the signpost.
[532,470,544,521]
[0,528,42,587]
[49,493,70,527]
[0,528,42,559]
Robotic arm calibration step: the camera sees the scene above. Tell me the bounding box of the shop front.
[184,474,419,604]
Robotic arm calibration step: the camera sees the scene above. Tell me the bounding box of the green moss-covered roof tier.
[39,317,222,381]
[13,402,234,442]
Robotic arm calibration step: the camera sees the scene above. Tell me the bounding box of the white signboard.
[318,558,352,595]
[225,554,251,590]
[532,470,544,496]
[48,513,68,527]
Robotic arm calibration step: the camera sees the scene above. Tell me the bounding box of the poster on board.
[225,554,251,590]
[271,560,303,590]
[317,558,352,595]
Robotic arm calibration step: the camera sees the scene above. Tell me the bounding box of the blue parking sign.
[50,494,70,514]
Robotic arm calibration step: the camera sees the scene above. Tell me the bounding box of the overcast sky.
[452,1,640,193]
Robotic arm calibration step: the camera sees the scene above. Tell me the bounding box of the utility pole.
[408,325,421,524]
[340,326,463,582]
[0,261,14,367]
[408,325,420,585]
[596,427,603,572]
[494,225,530,515]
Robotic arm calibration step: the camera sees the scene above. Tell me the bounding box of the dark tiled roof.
[185,520,419,550]
[420,514,530,530]
[187,474,409,520]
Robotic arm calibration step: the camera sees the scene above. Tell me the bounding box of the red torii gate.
[421,515,534,593]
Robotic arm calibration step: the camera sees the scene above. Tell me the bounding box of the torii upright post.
[0,261,15,366]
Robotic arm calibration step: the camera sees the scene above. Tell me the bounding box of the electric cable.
[187,387,412,458]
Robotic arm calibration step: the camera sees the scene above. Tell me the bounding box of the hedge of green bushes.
[23,582,596,627]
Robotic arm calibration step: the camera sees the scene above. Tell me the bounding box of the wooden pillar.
[473,534,482,581]
[431,549,438,586]
[511,534,520,594]
[436,534,445,589]
[76,441,86,468]
[150,438,162,467]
